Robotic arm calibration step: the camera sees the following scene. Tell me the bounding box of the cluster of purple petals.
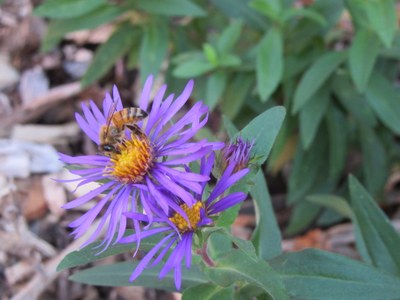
[119,153,249,290]
[222,136,254,170]
[59,75,223,251]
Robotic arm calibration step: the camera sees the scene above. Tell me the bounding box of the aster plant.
[60,75,223,250]
[58,79,400,300]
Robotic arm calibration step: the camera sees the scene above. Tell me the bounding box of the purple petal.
[207,167,249,205]
[89,100,106,124]
[174,266,182,290]
[119,227,171,244]
[208,192,247,214]
[152,170,195,206]
[150,236,178,267]
[139,75,153,111]
[62,181,115,209]
[75,113,99,144]
[162,146,213,166]
[145,84,167,134]
[129,232,175,282]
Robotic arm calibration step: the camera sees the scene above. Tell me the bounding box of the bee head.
[99,144,119,156]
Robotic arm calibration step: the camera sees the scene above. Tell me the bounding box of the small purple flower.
[221,136,254,172]
[60,75,223,250]
[119,153,249,290]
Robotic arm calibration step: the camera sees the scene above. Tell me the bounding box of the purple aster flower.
[60,75,223,250]
[221,136,254,172]
[119,153,249,290]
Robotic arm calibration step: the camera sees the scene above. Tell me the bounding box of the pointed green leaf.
[82,23,137,86]
[326,105,347,180]
[220,73,253,119]
[256,28,283,102]
[251,171,282,260]
[135,0,206,16]
[349,175,400,275]
[365,0,397,47]
[70,261,208,290]
[365,72,400,135]
[42,5,125,51]
[349,29,380,92]
[270,249,400,300]
[238,106,286,165]
[299,86,330,149]
[34,0,106,19]
[359,126,387,196]
[173,60,215,78]
[306,194,353,219]
[292,51,346,114]
[210,0,268,30]
[139,19,169,83]
[332,74,377,127]
[216,21,243,54]
[183,283,234,300]
[205,71,228,110]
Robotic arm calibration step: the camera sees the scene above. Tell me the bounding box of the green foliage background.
[36,0,400,232]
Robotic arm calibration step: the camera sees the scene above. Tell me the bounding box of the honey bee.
[99,103,148,156]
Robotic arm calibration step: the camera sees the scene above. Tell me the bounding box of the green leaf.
[359,126,387,196]
[206,250,290,300]
[183,283,234,300]
[57,232,162,271]
[173,60,215,78]
[299,86,330,149]
[292,51,346,114]
[82,23,136,86]
[203,44,219,66]
[70,261,208,290]
[306,194,353,219]
[282,7,327,26]
[349,29,380,92]
[349,175,400,276]
[34,0,106,19]
[238,106,286,165]
[331,74,377,127]
[139,19,169,84]
[256,28,283,102]
[288,128,327,204]
[41,5,124,51]
[365,72,400,135]
[134,0,206,16]
[217,21,243,54]
[326,104,347,180]
[210,0,268,30]
[251,171,282,260]
[249,0,282,23]
[270,249,400,300]
[365,0,397,47]
[205,71,228,110]
[220,73,253,119]
[207,232,233,261]
[218,54,241,67]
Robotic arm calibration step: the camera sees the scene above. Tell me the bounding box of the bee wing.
[104,102,118,137]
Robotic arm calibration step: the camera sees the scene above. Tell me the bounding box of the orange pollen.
[106,135,153,184]
[169,201,203,233]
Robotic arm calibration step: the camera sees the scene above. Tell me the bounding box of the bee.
[99,103,148,156]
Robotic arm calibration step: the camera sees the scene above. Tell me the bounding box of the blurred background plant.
[35,0,400,235]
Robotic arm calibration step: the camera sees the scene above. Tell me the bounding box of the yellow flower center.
[106,135,153,184]
[169,201,203,233]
